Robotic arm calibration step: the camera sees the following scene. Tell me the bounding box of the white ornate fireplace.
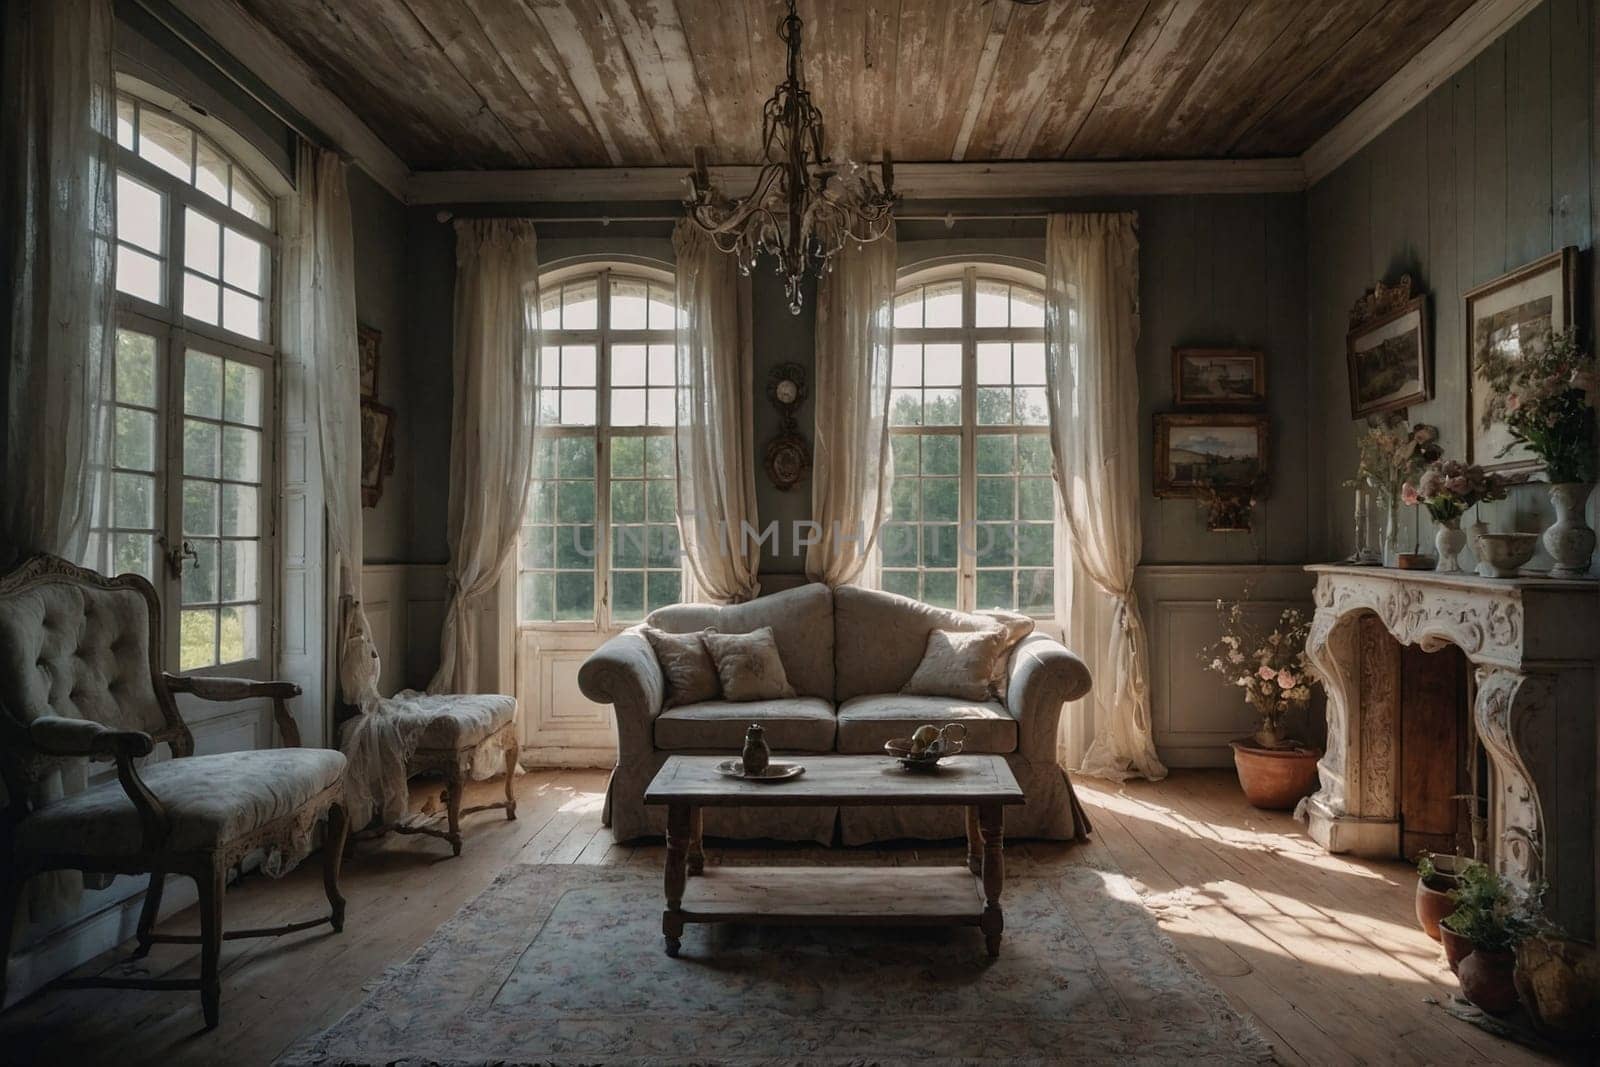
[1301,565,1598,937]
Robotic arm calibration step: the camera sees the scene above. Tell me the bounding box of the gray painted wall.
[1307,0,1596,568]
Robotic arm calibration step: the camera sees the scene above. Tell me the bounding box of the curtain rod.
[433,211,1051,225]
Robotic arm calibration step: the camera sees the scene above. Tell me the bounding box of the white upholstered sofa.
[579,583,1094,845]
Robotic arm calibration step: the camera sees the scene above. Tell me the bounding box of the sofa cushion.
[901,628,1011,701]
[833,587,1034,702]
[642,627,720,708]
[16,748,347,856]
[654,697,837,752]
[703,627,796,702]
[646,583,834,700]
[835,694,1017,754]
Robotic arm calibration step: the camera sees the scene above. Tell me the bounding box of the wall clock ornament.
[764,362,811,491]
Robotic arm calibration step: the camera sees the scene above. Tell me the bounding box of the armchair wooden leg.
[503,737,518,821]
[0,868,23,1007]
[197,863,225,1030]
[444,774,464,857]
[323,803,349,933]
[133,868,167,959]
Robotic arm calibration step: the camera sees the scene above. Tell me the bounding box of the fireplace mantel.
[1302,564,1598,937]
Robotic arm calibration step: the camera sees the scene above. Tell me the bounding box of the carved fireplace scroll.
[1301,565,1598,938]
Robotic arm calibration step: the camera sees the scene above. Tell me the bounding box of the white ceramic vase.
[1543,483,1596,579]
[1434,517,1466,574]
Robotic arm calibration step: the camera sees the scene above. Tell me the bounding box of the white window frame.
[518,261,682,634]
[886,261,1056,617]
[105,89,282,679]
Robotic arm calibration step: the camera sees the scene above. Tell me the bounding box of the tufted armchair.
[0,555,350,1029]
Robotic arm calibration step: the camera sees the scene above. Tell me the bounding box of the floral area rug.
[279,864,1273,1066]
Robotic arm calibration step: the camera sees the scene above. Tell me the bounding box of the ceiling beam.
[407,158,1307,205]
[155,0,411,200]
[1301,0,1542,184]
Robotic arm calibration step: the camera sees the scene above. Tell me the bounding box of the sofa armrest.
[1004,634,1093,760]
[578,627,665,758]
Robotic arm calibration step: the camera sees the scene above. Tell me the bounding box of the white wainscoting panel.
[517,628,618,767]
[1136,564,1322,768]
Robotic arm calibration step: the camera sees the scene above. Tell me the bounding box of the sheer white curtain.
[672,222,760,603]
[427,219,539,694]
[1044,213,1166,782]
[0,0,117,922]
[1,0,116,571]
[806,234,896,587]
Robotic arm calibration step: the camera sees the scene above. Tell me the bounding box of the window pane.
[222,426,261,481]
[183,273,220,325]
[1017,523,1054,567]
[976,387,1012,425]
[923,389,960,426]
[644,435,674,476]
[647,285,676,330]
[519,571,553,622]
[921,478,958,522]
[185,351,224,417]
[647,524,680,568]
[880,523,917,567]
[230,169,272,226]
[116,176,164,253]
[1019,477,1054,520]
[976,434,1014,474]
[975,280,1009,327]
[219,605,257,663]
[923,524,958,568]
[891,344,922,387]
[184,209,220,276]
[890,389,921,427]
[923,343,960,387]
[923,570,957,608]
[560,280,598,329]
[560,389,596,425]
[612,344,647,386]
[138,109,192,181]
[520,526,554,569]
[976,523,1013,567]
[222,484,258,536]
[976,477,1014,520]
[923,281,961,327]
[555,572,594,620]
[115,409,156,470]
[115,330,158,406]
[611,479,644,522]
[222,289,263,339]
[182,480,218,536]
[612,389,646,426]
[646,571,681,611]
[111,532,154,582]
[555,524,595,568]
[220,540,258,601]
[976,569,1013,610]
[183,540,217,604]
[1015,387,1049,425]
[646,479,675,523]
[1018,435,1053,474]
[539,345,562,387]
[1011,288,1045,327]
[1014,343,1046,384]
[112,472,154,528]
[647,344,675,386]
[555,480,595,523]
[976,342,1011,385]
[610,436,644,477]
[557,436,595,477]
[1019,570,1053,614]
[183,419,220,477]
[224,361,264,426]
[610,278,647,328]
[223,228,264,293]
[889,479,918,521]
[116,246,164,304]
[195,138,229,203]
[893,287,923,328]
[560,345,596,387]
[882,570,917,599]
[611,570,644,621]
[179,609,217,671]
[646,387,674,426]
[117,96,135,149]
[612,524,645,569]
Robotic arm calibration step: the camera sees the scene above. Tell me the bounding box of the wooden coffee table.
[642,754,1025,958]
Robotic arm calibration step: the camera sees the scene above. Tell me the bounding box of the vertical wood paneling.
[1309,0,1595,565]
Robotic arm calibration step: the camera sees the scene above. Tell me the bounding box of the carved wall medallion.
[763,361,810,491]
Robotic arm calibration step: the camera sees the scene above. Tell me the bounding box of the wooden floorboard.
[0,768,1553,1066]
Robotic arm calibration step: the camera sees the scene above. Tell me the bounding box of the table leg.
[687,806,705,876]
[663,803,691,957]
[978,803,1004,957]
[965,806,982,876]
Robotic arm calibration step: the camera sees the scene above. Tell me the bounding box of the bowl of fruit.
[884,723,968,771]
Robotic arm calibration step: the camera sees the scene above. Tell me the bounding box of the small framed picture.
[360,397,395,507]
[1172,348,1266,407]
[1346,294,1431,419]
[1465,246,1579,474]
[358,324,381,399]
[1154,413,1270,497]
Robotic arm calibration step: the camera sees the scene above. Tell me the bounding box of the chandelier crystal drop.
[683,0,896,314]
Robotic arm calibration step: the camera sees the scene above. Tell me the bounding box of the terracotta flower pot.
[1514,937,1600,1043]
[1458,948,1519,1015]
[1229,739,1321,810]
[1415,876,1456,941]
[1439,925,1474,974]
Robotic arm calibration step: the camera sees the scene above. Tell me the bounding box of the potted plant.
[1200,594,1321,809]
[1415,852,1470,942]
[1345,419,1443,566]
[1401,460,1507,573]
[1439,859,1543,1014]
[1476,327,1597,577]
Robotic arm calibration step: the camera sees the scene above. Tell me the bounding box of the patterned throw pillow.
[701,627,797,702]
[976,609,1036,694]
[900,628,1011,702]
[642,627,721,708]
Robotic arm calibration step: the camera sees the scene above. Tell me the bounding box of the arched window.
[518,264,682,628]
[881,263,1056,617]
[97,89,282,674]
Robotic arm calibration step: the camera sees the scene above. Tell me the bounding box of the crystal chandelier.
[683,0,896,314]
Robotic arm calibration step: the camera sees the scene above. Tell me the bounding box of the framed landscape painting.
[1464,246,1579,474]
[1345,295,1430,419]
[1154,413,1270,497]
[1173,347,1266,407]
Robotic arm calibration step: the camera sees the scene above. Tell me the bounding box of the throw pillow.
[642,627,720,708]
[901,627,1011,702]
[702,627,797,702]
[976,609,1036,693]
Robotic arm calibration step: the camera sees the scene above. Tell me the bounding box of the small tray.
[714,759,806,782]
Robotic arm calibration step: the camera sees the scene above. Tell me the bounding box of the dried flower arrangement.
[1199,590,1318,748]
[1476,328,1596,483]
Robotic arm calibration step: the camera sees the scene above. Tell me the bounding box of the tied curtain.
[806,234,897,587]
[427,219,539,693]
[1043,213,1166,782]
[672,222,760,603]
[1,0,117,923]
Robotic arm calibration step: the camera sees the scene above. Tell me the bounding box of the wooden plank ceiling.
[230,0,1477,170]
